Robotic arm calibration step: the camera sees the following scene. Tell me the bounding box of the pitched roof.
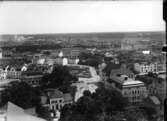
[47,89,63,99]
[149,96,161,105]
[6,102,46,121]
[103,62,121,76]
[63,93,72,102]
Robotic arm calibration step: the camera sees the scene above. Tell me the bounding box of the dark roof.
[47,89,63,99]
[63,93,72,101]
[103,62,121,76]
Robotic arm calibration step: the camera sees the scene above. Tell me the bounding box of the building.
[110,64,135,79]
[106,74,148,104]
[47,89,64,111]
[41,89,73,111]
[5,66,22,79]
[0,69,7,80]
[21,75,43,87]
[146,77,166,102]
[0,102,46,121]
[134,62,158,75]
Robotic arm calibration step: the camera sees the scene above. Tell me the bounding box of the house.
[106,74,148,104]
[41,89,73,111]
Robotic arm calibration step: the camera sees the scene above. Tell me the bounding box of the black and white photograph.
[0,0,166,121]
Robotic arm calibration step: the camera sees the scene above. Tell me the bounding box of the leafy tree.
[39,65,78,93]
[36,105,51,120]
[83,90,91,97]
[60,85,129,121]
[92,87,128,113]
[79,52,103,68]
[0,81,40,109]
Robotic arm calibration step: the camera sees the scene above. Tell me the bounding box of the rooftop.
[67,65,92,78]
[0,102,46,121]
[149,96,161,105]
[110,74,144,86]
[46,89,64,99]
[63,93,72,102]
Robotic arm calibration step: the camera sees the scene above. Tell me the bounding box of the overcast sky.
[0,1,165,34]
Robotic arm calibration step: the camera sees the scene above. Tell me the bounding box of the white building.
[107,74,148,104]
[134,62,158,75]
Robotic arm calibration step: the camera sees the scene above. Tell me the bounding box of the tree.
[39,65,78,93]
[60,85,129,121]
[92,87,128,113]
[0,81,41,109]
[83,90,91,97]
[36,105,51,120]
[78,52,103,68]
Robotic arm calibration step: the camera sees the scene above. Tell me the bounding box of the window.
[52,105,54,110]
[56,104,59,110]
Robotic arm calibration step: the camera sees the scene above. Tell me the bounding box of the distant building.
[146,77,166,102]
[106,74,147,104]
[0,47,15,58]
[134,62,158,75]
[5,66,22,79]
[110,64,135,79]
[21,75,43,87]
[121,37,148,51]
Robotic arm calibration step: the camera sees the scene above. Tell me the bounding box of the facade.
[147,78,166,102]
[134,62,158,75]
[48,89,64,111]
[0,69,7,80]
[6,67,22,79]
[21,75,43,87]
[41,89,73,111]
[106,74,147,104]
[0,65,23,80]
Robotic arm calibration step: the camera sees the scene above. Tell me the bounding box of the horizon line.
[0,30,165,36]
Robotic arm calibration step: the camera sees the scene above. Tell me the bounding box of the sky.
[0,1,165,34]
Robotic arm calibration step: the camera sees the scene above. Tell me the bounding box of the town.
[0,31,166,121]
